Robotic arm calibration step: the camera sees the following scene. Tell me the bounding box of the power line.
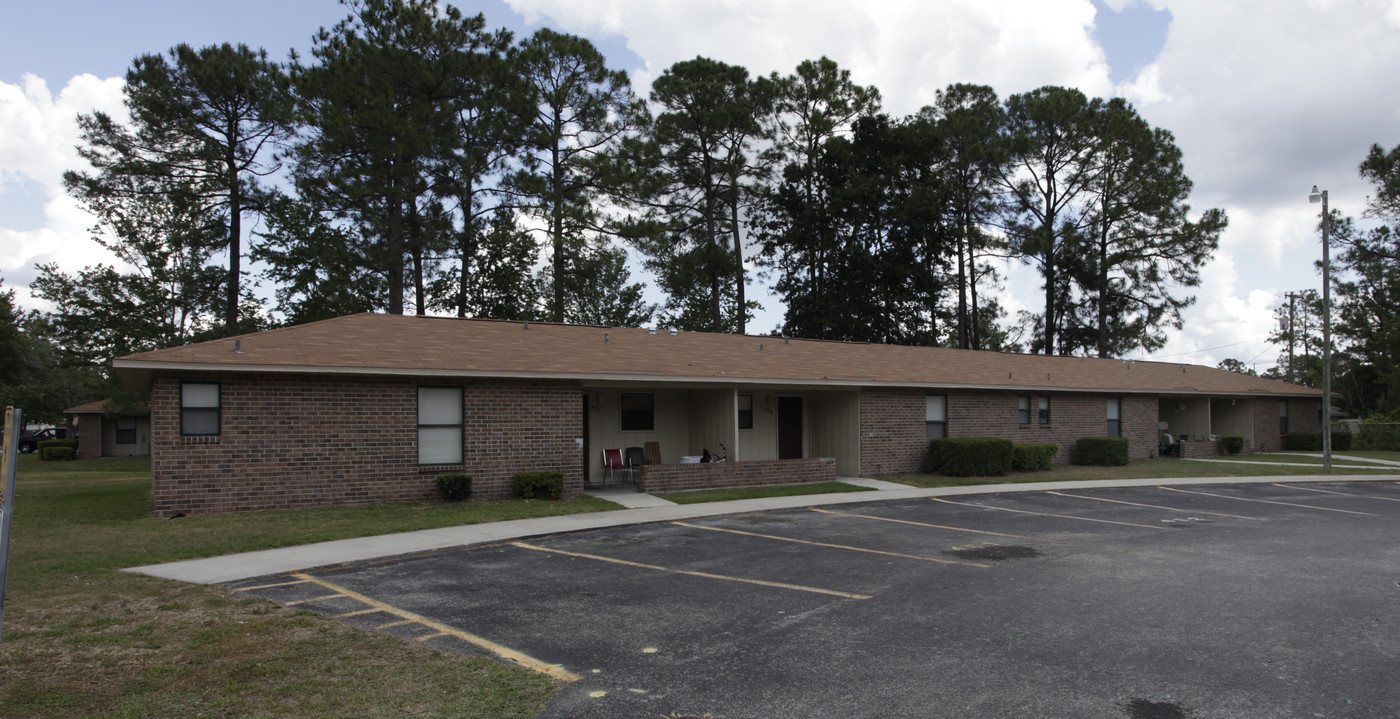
[1132,336,1271,361]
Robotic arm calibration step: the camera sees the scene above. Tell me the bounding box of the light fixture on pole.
[1308,185,1332,474]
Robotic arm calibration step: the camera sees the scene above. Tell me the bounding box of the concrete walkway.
[1182,457,1400,470]
[124,473,1400,586]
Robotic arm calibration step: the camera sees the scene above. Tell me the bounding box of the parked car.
[18,427,68,454]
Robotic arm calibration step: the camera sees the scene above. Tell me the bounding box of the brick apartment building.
[111,313,1323,516]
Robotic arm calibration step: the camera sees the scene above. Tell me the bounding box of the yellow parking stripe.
[415,632,450,642]
[1158,486,1375,515]
[928,496,1167,530]
[671,521,987,567]
[285,592,347,606]
[809,507,1046,540]
[1043,491,1261,520]
[289,573,579,682]
[511,542,873,600]
[376,619,417,629]
[1273,483,1400,503]
[233,578,310,592]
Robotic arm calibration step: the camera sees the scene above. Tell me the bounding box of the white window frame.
[418,386,464,465]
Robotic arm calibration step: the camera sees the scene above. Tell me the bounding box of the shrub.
[1283,432,1322,451]
[1331,429,1353,451]
[41,446,76,461]
[37,438,78,461]
[434,473,472,502]
[1073,436,1130,466]
[927,437,1013,477]
[1220,435,1244,455]
[1012,443,1057,471]
[512,471,565,499]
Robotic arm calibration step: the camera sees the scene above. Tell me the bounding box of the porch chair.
[625,446,648,483]
[644,441,662,466]
[602,448,625,485]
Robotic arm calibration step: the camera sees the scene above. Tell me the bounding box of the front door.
[778,396,803,460]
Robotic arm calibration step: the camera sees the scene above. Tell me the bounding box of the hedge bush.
[1283,432,1322,451]
[434,473,472,502]
[927,437,1013,477]
[1012,443,1057,471]
[512,471,565,499]
[1332,430,1353,451]
[37,438,78,461]
[1072,436,1130,466]
[1220,435,1244,455]
[41,446,76,461]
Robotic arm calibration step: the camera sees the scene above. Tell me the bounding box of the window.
[925,395,947,441]
[418,387,463,465]
[115,416,137,445]
[738,394,754,430]
[180,383,221,436]
[620,393,654,432]
[1018,396,1031,425]
[1279,400,1289,436]
[1038,397,1051,425]
[1106,398,1121,437]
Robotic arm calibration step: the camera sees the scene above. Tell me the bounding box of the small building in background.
[64,400,151,458]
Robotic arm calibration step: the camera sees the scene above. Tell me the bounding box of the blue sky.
[3,0,1397,371]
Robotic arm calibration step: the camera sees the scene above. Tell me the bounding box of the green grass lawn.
[0,454,622,719]
[881,455,1400,489]
[658,481,877,504]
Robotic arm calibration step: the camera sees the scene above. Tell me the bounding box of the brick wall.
[859,389,926,476]
[74,414,101,459]
[1253,397,1323,452]
[150,372,583,516]
[859,388,1159,476]
[637,457,836,494]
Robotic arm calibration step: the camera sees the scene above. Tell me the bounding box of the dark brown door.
[778,396,803,459]
[581,395,590,485]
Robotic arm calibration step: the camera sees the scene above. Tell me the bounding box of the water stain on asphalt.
[942,544,1041,561]
[1125,697,1188,719]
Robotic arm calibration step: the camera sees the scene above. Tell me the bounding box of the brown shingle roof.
[111,313,1318,397]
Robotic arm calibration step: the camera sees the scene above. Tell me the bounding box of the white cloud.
[504,0,1114,115]
[0,73,126,309]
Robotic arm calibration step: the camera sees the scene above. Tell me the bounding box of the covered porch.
[1158,395,1256,457]
[582,383,859,489]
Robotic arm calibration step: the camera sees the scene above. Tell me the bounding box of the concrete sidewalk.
[124,473,1400,585]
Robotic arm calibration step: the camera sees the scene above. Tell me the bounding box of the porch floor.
[582,477,889,509]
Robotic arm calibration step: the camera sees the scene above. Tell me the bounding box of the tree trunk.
[551,138,565,324]
[457,186,475,318]
[225,135,241,330]
[729,182,745,334]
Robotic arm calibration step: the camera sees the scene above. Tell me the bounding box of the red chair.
[601,448,624,484]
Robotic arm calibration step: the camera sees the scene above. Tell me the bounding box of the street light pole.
[1309,185,1332,474]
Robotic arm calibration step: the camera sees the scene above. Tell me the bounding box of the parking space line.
[415,632,450,642]
[1158,487,1375,515]
[289,572,580,681]
[928,497,1168,530]
[511,541,873,600]
[376,619,416,629]
[1273,483,1400,503]
[233,578,311,592]
[809,507,1049,540]
[671,521,988,567]
[285,592,347,606]
[1043,491,1261,520]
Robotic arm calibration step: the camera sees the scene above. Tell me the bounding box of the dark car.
[18,427,68,454]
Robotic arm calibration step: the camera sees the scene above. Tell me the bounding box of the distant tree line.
[10,0,1233,421]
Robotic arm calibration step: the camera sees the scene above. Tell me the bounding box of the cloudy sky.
[2,0,1397,371]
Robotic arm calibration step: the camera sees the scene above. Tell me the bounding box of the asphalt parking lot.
[233,481,1400,719]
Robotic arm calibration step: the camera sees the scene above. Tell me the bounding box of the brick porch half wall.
[149,372,583,516]
[637,458,836,494]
